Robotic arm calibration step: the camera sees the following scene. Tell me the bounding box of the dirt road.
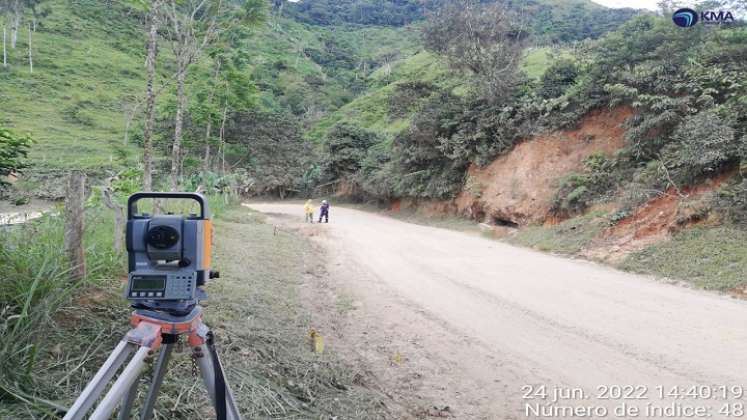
[248,203,747,420]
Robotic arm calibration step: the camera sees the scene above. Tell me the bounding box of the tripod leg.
[63,340,134,420]
[117,374,140,420]
[89,346,151,420]
[195,339,243,420]
[194,344,216,404]
[210,349,242,420]
[139,341,175,420]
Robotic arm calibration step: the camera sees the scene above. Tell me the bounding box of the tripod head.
[125,192,219,315]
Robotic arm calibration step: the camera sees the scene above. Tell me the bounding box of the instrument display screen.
[131,275,166,291]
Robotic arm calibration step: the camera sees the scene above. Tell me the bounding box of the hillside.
[1,0,637,193]
[0,2,146,171]
[1,0,421,195]
[307,46,568,142]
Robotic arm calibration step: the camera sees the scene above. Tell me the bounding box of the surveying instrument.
[63,192,242,420]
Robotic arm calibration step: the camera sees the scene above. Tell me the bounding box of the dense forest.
[286,0,640,43]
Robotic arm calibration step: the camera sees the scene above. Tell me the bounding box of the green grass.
[1,0,564,178]
[619,226,747,291]
[307,83,407,140]
[521,47,552,80]
[0,1,147,170]
[521,46,571,80]
[368,50,449,86]
[307,51,452,141]
[243,16,421,118]
[506,211,609,255]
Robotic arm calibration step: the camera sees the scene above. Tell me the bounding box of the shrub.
[659,110,744,186]
[356,142,395,199]
[224,111,311,198]
[714,179,747,225]
[539,58,579,99]
[387,81,437,117]
[0,127,32,187]
[322,123,381,182]
[387,93,468,199]
[552,154,616,216]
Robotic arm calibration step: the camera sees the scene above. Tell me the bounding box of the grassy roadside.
[200,207,389,419]
[506,211,609,256]
[620,226,747,292]
[506,213,747,293]
[0,205,127,419]
[0,203,388,419]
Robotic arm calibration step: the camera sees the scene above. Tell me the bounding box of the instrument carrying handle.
[127,192,209,220]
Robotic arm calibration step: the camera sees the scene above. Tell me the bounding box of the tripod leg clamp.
[125,321,163,350]
[189,321,210,347]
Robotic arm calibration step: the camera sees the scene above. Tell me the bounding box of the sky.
[590,0,660,10]
[591,0,746,17]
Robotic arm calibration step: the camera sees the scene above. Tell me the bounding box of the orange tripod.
[63,306,241,420]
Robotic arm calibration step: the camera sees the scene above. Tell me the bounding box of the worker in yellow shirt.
[304,199,314,223]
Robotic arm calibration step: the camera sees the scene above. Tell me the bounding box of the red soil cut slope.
[582,170,736,262]
[453,107,634,225]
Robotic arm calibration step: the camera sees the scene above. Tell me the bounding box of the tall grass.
[0,205,124,416]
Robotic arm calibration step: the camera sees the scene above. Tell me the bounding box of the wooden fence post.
[64,171,86,281]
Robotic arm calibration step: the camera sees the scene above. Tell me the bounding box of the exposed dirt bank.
[457,107,633,226]
[392,107,634,227]
[582,170,736,262]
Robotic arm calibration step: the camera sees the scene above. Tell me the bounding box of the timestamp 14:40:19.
[656,385,745,400]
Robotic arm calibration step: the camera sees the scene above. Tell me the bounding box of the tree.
[192,23,257,175]
[0,0,48,49]
[422,0,527,103]
[143,0,161,191]
[286,0,424,26]
[8,0,20,49]
[159,0,266,190]
[272,0,285,20]
[660,110,744,185]
[388,92,468,199]
[322,123,379,181]
[539,58,579,99]
[0,126,32,187]
[223,111,309,198]
[23,0,49,32]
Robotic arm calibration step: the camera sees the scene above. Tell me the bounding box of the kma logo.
[700,10,736,24]
[673,8,737,27]
[673,8,698,27]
